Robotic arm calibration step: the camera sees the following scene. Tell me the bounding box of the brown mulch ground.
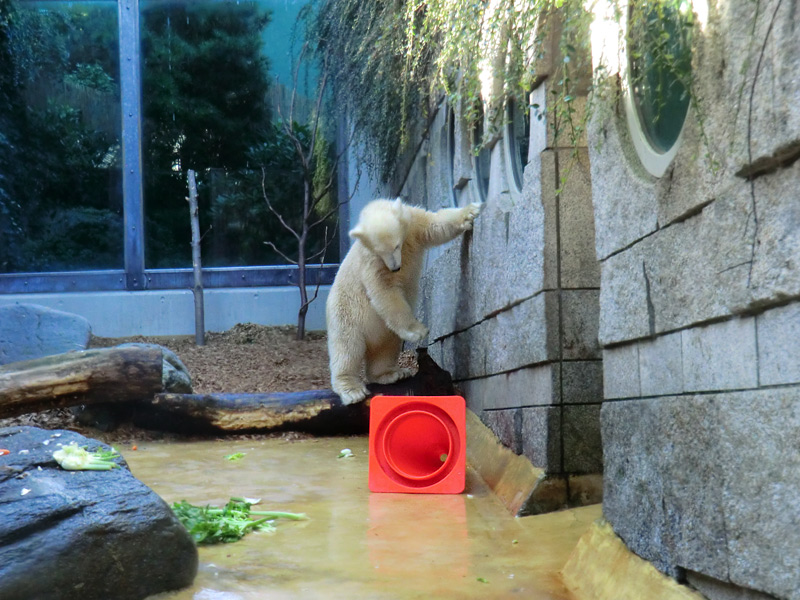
[0,323,332,441]
[90,323,332,394]
[1,323,415,442]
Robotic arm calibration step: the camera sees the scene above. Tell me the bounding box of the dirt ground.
[0,323,333,440]
[91,323,333,395]
[0,323,416,442]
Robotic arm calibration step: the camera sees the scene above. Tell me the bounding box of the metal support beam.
[118,0,146,289]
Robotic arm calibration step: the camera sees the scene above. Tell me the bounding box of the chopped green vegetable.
[477,577,490,584]
[224,452,247,461]
[338,448,354,459]
[171,497,308,545]
[52,443,120,471]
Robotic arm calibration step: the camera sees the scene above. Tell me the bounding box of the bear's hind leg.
[366,339,414,385]
[330,336,369,405]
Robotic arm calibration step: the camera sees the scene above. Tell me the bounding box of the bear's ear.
[393,197,409,222]
[349,226,365,243]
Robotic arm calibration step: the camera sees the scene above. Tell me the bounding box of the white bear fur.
[326,198,482,405]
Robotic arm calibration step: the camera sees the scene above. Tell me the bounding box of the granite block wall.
[591,0,800,597]
[405,72,603,509]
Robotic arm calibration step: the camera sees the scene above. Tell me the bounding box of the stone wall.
[357,19,606,513]
[591,0,800,598]
[338,0,797,593]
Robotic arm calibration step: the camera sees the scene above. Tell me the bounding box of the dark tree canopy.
[0,0,336,274]
[141,3,272,174]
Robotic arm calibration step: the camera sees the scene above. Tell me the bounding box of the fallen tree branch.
[0,345,189,419]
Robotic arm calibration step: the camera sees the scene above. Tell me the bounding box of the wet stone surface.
[0,426,198,600]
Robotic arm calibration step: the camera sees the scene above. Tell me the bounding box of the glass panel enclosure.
[506,97,530,192]
[0,0,123,273]
[140,0,338,269]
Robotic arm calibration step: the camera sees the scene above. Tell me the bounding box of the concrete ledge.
[466,409,602,515]
[0,286,330,337]
[562,520,705,600]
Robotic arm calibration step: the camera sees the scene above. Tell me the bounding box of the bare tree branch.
[307,55,330,181]
[307,222,339,262]
[263,240,298,265]
[261,167,301,242]
[309,202,343,231]
[299,227,330,313]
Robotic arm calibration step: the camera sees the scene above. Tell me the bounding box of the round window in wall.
[446,106,461,207]
[625,0,694,176]
[504,96,531,194]
[470,102,491,202]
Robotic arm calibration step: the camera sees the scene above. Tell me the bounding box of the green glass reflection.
[1,1,123,273]
[628,0,693,153]
[507,97,530,192]
[140,0,337,269]
[472,102,491,201]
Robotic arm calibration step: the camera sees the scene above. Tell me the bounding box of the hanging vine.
[304,0,704,182]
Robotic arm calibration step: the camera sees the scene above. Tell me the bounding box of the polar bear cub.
[326,197,482,405]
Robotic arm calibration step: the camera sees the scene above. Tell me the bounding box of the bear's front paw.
[460,202,483,231]
[398,321,428,343]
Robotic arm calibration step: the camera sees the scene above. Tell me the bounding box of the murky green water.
[124,436,599,600]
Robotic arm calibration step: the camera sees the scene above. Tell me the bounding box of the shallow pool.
[124,436,600,600]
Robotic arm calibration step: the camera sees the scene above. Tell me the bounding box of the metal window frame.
[0,0,337,295]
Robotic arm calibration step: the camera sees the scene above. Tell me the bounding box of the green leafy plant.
[171,497,308,545]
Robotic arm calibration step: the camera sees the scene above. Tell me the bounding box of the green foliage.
[65,63,116,92]
[204,120,339,267]
[305,0,704,181]
[0,0,24,271]
[307,0,424,181]
[0,0,121,273]
[140,1,273,267]
[0,0,335,274]
[171,497,308,545]
[18,207,122,271]
[627,0,694,151]
[8,3,118,87]
[141,2,271,173]
[304,0,588,181]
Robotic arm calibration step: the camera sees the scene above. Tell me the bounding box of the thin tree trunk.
[187,169,205,346]
[296,181,310,340]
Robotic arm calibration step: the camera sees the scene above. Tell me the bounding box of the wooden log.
[147,389,348,432]
[142,348,456,433]
[0,346,166,419]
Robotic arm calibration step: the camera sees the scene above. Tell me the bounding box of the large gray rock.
[0,426,197,600]
[0,304,91,365]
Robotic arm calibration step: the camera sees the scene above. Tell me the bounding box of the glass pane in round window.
[446,107,459,206]
[471,102,491,201]
[506,97,531,193]
[628,0,693,153]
